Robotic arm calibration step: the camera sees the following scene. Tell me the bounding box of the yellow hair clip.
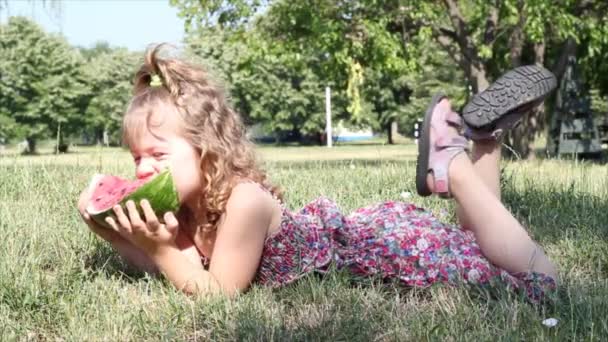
[150,74,163,87]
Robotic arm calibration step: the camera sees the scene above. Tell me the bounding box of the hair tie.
[150,74,163,87]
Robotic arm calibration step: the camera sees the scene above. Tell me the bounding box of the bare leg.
[429,154,557,280]
[455,140,501,229]
[456,65,557,230]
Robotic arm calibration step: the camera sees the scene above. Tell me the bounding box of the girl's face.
[127,107,202,209]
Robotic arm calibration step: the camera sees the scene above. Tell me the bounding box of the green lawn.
[1,144,607,340]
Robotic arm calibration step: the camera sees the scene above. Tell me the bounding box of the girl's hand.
[105,199,179,255]
[77,186,123,243]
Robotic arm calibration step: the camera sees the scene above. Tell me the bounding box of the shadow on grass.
[204,271,408,341]
[82,240,150,282]
[501,170,608,285]
[202,269,608,340]
[501,171,608,243]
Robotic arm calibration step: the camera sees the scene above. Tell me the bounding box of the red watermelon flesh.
[85,169,180,228]
[88,175,146,211]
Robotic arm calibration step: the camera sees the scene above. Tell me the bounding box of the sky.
[2,0,185,51]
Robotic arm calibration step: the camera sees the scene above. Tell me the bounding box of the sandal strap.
[436,135,469,149]
[431,136,469,197]
[431,148,467,197]
[445,110,463,127]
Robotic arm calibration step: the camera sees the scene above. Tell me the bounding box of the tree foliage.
[170,0,266,29]
[0,16,87,152]
[174,0,448,143]
[80,46,140,145]
[186,27,334,142]
[0,17,139,150]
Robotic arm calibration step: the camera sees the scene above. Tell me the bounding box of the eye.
[153,152,167,159]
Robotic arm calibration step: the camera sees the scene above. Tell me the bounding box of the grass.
[1,144,607,340]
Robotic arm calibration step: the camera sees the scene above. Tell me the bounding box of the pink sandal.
[416,93,469,198]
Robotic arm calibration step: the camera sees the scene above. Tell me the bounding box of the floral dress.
[254,197,556,303]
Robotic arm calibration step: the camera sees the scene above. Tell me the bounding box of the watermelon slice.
[85,169,180,228]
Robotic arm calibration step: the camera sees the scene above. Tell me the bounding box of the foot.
[462,65,557,141]
[416,93,469,198]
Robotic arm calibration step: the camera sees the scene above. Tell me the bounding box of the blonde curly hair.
[122,44,281,233]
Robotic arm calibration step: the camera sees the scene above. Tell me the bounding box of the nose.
[135,158,157,180]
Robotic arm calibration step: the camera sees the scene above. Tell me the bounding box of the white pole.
[325,86,332,148]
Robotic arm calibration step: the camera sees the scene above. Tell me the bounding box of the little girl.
[78,45,558,302]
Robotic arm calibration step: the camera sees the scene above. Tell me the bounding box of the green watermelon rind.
[86,169,180,229]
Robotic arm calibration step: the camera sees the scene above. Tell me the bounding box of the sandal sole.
[416,92,446,197]
[462,65,557,128]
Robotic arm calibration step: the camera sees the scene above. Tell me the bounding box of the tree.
[80,46,140,145]
[78,41,113,60]
[176,1,350,143]
[0,17,88,153]
[173,0,418,143]
[261,0,426,143]
[170,0,266,29]
[186,27,337,143]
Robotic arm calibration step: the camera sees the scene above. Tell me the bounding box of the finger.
[164,212,179,233]
[113,205,132,234]
[140,200,160,232]
[106,216,131,239]
[77,189,91,211]
[105,216,120,233]
[82,212,98,228]
[77,196,86,212]
[81,211,107,233]
[125,200,144,231]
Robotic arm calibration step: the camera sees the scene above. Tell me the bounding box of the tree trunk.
[462,60,490,93]
[441,0,492,93]
[552,38,577,82]
[386,119,398,144]
[471,63,490,92]
[95,128,104,145]
[25,137,36,154]
[508,40,546,160]
[504,2,542,160]
[103,128,110,147]
[509,1,524,67]
[56,121,62,154]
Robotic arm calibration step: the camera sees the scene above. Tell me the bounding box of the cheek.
[171,157,201,191]
[186,149,202,180]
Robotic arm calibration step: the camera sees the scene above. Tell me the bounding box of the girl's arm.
[78,189,201,274]
[105,234,159,274]
[105,229,202,274]
[149,246,219,293]
[148,183,274,296]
